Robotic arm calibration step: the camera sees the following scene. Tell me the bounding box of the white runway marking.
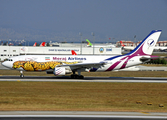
[0,111,167,119]
[0,76,167,83]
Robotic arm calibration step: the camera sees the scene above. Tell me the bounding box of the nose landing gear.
[20,71,24,78]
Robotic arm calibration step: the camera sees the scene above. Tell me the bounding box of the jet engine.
[53,67,72,76]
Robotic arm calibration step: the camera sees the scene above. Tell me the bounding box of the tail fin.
[86,39,93,46]
[40,42,46,47]
[120,41,125,47]
[127,30,162,56]
[71,50,77,55]
[33,42,37,47]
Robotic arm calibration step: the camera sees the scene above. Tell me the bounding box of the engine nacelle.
[53,67,72,76]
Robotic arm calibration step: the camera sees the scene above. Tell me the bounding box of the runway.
[0,76,167,119]
[0,111,167,120]
[0,76,167,83]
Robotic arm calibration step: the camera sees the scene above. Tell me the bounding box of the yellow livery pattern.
[13,61,79,71]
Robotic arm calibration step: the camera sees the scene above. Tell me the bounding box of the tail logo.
[147,39,155,47]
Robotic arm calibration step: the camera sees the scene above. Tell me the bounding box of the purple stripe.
[106,61,121,71]
[120,61,127,69]
[120,57,129,69]
[107,44,146,71]
[105,30,161,71]
[56,71,62,75]
[106,57,127,71]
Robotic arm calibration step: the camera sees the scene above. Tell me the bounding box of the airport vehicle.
[2,30,161,79]
[86,39,116,47]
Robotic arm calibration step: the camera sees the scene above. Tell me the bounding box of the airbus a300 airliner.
[2,30,162,79]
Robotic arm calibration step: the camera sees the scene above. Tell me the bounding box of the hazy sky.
[0,0,167,42]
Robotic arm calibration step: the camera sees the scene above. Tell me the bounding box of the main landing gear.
[19,70,84,79]
[70,74,84,79]
[70,71,84,79]
[20,71,24,78]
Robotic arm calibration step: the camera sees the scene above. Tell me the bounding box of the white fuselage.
[2,54,144,72]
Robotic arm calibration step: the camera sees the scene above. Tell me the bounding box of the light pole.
[91,32,95,55]
[79,32,82,54]
[134,35,136,47]
[25,37,26,46]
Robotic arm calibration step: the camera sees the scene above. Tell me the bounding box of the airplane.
[120,41,135,50]
[2,30,162,79]
[86,39,116,48]
[86,39,93,46]
[40,42,46,47]
[120,40,167,52]
[33,42,46,47]
[153,46,167,51]
[120,41,125,47]
[71,50,77,55]
[33,42,37,47]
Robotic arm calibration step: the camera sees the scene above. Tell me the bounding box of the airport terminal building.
[0,46,121,61]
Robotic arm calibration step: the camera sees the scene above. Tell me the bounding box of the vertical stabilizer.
[127,30,162,56]
[86,39,93,46]
[40,42,46,47]
[71,50,77,55]
[33,42,37,47]
[120,41,125,47]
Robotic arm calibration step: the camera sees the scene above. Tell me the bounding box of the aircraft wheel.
[71,74,76,79]
[78,75,84,79]
[20,74,24,78]
[71,74,84,79]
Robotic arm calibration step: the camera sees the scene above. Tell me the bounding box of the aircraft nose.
[2,61,12,69]
[2,61,7,67]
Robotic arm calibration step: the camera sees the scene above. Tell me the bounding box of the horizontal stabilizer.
[140,56,166,62]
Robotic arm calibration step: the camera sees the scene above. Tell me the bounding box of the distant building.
[117,40,167,47]
[157,41,167,46]
[0,46,121,61]
[116,41,135,47]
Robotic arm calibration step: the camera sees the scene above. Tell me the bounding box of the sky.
[0,0,167,43]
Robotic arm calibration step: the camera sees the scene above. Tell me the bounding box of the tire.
[20,74,24,78]
[70,74,75,79]
[78,75,84,79]
[71,74,84,79]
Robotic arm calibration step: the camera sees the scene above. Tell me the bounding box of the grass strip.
[0,82,167,112]
[0,70,167,77]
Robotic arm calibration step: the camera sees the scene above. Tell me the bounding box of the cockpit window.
[4,59,13,61]
[4,59,8,61]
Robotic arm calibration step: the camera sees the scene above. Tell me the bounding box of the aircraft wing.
[59,62,107,71]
